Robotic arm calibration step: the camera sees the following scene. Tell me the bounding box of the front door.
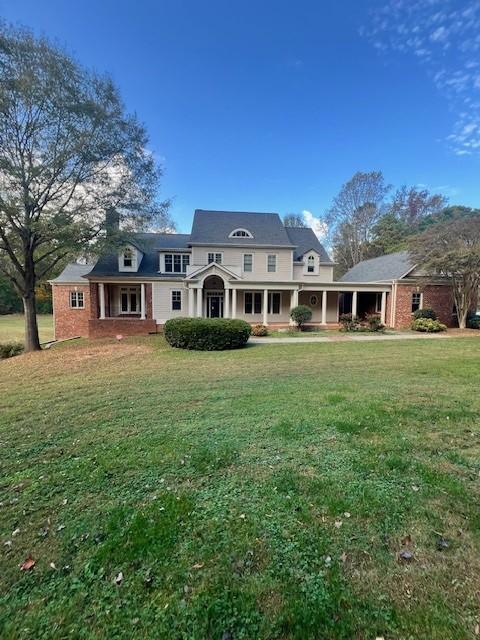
[208,295,223,318]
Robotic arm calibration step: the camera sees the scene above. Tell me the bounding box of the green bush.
[365,313,385,332]
[413,307,437,321]
[339,313,360,332]
[290,305,312,330]
[164,318,251,351]
[467,313,480,329]
[251,323,268,336]
[0,341,24,359]
[411,318,447,333]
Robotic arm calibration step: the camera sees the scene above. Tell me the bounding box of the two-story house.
[50,209,456,340]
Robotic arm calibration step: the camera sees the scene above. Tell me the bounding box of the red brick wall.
[393,283,455,328]
[52,284,92,340]
[88,318,157,337]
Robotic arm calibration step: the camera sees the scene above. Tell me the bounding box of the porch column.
[290,288,298,309]
[231,288,237,319]
[224,288,230,318]
[263,289,268,325]
[380,291,387,325]
[321,290,327,325]
[188,287,195,317]
[196,287,202,317]
[352,291,358,319]
[99,283,105,320]
[140,283,146,320]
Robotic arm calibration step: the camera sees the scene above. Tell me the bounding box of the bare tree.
[390,186,447,226]
[0,24,171,351]
[409,209,480,328]
[283,213,307,228]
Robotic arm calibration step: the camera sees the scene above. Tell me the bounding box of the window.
[267,254,277,273]
[310,295,318,306]
[243,254,253,272]
[120,287,139,313]
[123,247,133,268]
[267,292,281,314]
[171,290,182,311]
[244,291,262,314]
[70,291,84,309]
[411,292,421,313]
[208,252,223,264]
[229,228,253,238]
[164,253,189,273]
[307,255,315,273]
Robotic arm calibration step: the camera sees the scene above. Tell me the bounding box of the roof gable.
[340,251,415,283]
[285,227,332,262]
[190,210,293,246]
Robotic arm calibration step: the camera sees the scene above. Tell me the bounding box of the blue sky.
[1,0,479,233]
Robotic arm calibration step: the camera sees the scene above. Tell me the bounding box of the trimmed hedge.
[0,341,24,359]
[164,317,252,351]
[413,307,437,321]
[411,318,447,333]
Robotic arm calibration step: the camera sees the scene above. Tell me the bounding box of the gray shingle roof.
[190,210,293,246]
[50,262,94,283]
[340,251,414,282]
[285,227,332,262]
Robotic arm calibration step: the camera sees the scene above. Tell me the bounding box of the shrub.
[413,307,437,321]
[467,313,480,330]
[251,324,268,336]
[290,305,312,330]
[0,341,24,359]
[411,318,447,333]
[365,313,385,332]
[164,317,251,351]
[339,313,360,332]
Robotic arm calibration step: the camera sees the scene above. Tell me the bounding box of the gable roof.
[190,210,293,246]
[285,227,332,262]
[50,262,94,283]
[340,251,414,283]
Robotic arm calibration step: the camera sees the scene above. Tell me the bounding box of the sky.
[1,0,479,234]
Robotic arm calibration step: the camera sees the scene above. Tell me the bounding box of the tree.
[290,304,312,330]
[283,213,307,228]
[0,24,172,351]
[409,209,480,328]
[390,186,447,226]
[365,213,410,258]
[327,171,391,271]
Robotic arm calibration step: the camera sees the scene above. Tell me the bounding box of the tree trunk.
[23,291,41,352]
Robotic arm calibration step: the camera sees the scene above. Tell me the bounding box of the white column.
[263,289,268,325]
[224,288,230,318]
[381,291,387,325]
[322,290,327,325]
[188,287,195,317]
[290,289,299,309]
[196,288,202,317]
[99,283,105,319]
[352,291,358,319]
[231,289,237,319]
[140,283,146,319]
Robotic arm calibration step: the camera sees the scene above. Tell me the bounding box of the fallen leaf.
[239,514,246,519]
[474,623,479,635]
[334,520,343,528]
[12,528,20,537]
[411,485,420,492]
[436,536,449,551]
[401,534,412,546]
[114,571,123,585]
[20,556,35,571]
[343,512,351,518]
[340,552,348,563]
[192,563,204,570]
[50,562,56,570]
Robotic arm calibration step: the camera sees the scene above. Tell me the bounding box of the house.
[50,210,456,340]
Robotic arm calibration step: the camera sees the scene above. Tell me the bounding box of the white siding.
[298,291,338,322]
[152,282,188,322]
[191,247,293,281]
[293,263,334,282]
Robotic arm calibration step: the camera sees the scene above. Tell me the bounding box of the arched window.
[229,228,253,238]
[310,295,318,306]
[307,255,315,273]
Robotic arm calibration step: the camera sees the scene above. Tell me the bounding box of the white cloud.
[363,0,480,155]
[302,210,328,240]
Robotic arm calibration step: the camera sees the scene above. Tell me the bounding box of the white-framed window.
[70,291,84,309]
[207,252,223,264]
[243,254,253,272]
[229,228,253,238]
[267,292,281,314]
[310,295,318,306]
[307,255,315,273]
[164,253,189,273]
[244,291,262,314]
[171,290,182,311]
[122,247,133,268]
[120,287,139,313]
[412,292,421,313]
[267,254,277,273]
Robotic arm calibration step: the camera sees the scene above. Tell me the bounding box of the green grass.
[1,336,480,639]
[0,314,54,344]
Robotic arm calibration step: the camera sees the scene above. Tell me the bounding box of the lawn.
[1,336,479,639]
[0,314,54,344]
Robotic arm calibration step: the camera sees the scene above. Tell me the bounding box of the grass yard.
[1,336,480,639]
[0,314,54,344]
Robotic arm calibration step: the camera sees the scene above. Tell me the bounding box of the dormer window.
[229,228,253,238]
[307,255,315,273]
[123,247,133,268]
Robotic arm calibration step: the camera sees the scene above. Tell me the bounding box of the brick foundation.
[88,318,157,338]
[393,283,455,328]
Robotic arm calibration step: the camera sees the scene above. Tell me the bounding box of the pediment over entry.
[184,261,241,283]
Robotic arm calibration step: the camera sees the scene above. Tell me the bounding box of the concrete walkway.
[250,332,474,345]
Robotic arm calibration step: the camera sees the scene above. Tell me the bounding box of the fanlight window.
[229,228,253,238]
